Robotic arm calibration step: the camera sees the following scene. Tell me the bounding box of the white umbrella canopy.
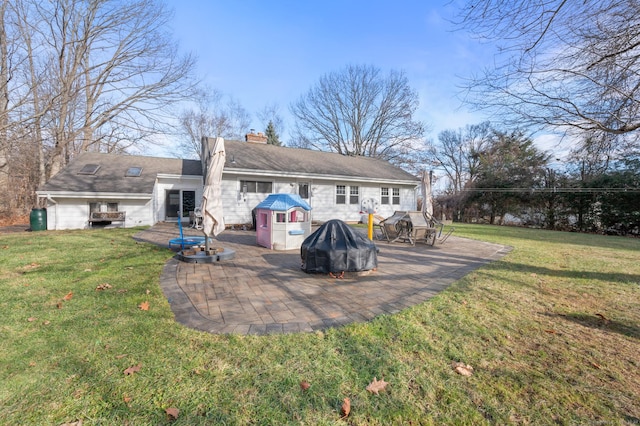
[421,170,433,218]
[201,137,226,250]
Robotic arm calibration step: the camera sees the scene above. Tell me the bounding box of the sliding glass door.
[165,190,196,220]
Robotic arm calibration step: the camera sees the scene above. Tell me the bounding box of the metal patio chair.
[377,211,411,243]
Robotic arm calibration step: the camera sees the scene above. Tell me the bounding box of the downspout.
[46,194,58,230]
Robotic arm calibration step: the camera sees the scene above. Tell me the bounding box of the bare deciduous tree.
[178,88,251,159]
[290,64,427,167]
[256,102,284,144]
[5,0,197,182]
[436,121,491,193]
[0,0,197,215]
[0,0,9,213]
[456,0,640,148]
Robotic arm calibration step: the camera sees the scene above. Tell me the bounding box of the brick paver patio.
[134,223,511,335]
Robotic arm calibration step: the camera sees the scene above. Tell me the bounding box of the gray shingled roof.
[223,140,418,182]
[39,140,418,194]
[39,152,202,194]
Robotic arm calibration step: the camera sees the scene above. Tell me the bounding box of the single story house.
[36,133,420,230]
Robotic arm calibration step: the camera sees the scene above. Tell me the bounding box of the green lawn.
[1,225,638,425]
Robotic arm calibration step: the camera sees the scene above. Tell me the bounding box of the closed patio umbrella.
[201,137,226,250]
[421,170,433,218]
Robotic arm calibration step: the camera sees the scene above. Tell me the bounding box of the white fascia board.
[35,191,152,200]
[222,168,419,186]
[156,174,202,181]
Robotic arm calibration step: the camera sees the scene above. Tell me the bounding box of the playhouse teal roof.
[255,194,311,211]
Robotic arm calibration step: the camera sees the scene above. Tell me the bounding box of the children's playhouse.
[255,193,312,250]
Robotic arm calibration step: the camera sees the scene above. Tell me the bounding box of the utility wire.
[459,187,640,193]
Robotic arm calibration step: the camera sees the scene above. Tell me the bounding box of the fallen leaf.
[146,289,150,295]
[138,301,149,311]
[365,377,389,395]
[590,361,602,369]
[123,395,132,403]
[95,283,112,291]
[29,361,36,367]
[63,291,73,301]
[84,268,92,272]
[452,361,474,376]
[544,329,556,334]
[300,380,311,391]
[115,354,128,359]
[27,317,37,322]
[123,363,142,376]
[60,421,83,426]
[166,407,180,420]
[43,320,50,325]
[118,289,128,293]
[340,397,350,418]
[57,302,63,309]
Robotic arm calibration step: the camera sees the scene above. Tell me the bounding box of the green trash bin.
[30,208,47,231]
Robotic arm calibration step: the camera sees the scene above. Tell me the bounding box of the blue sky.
[164,0,495,145]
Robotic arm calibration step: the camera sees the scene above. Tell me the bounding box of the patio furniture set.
[377,210,454,246]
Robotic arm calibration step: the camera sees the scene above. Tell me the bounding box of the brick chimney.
[245,130,268,144]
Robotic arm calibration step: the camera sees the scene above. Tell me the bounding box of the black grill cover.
[301,219,378,273]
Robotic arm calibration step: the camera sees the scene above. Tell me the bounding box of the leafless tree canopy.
[256,103,284,142]
[0,0,196,212]
[436,121,491,193]
[178,88,251,159]
[457,0,640,146]
[289,64,427,166]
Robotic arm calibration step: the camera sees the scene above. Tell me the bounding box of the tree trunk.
[0,0,9,213]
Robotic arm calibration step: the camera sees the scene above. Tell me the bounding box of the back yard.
[0,224,638,424]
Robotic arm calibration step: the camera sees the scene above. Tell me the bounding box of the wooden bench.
[89,211,126,227]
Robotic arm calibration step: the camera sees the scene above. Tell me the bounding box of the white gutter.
[222,168,419,186]
[35,191,152,200]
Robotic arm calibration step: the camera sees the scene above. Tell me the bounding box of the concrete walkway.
[134,223,511,335]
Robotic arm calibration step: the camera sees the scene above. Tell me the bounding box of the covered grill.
[301,219,378,274]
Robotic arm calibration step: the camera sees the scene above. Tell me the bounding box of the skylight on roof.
[125,167,143,177]
[78,164,100,175]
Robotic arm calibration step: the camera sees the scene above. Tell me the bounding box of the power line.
[460,187,640,193]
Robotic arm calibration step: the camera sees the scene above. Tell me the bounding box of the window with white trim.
[392,187,400,204]
[336,185,346,204]
[349,186,359,204]
[381,187,390,204]
[240,180,273,193]
[381,187,400,204]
